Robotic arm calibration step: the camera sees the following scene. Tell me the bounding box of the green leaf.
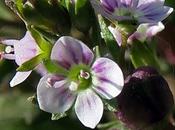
[15,0,23,16]
[22,2,54,28]
[98,120,129,130]
[51,113,67,120]
[43,60,68,75]
[130,41,160,69]
[27,94,38,105]
[28,26,53,59]
[90,14,101,46]
[60,0,71,10]
[103,99,118,112]
[98,16,121,61]
[17,54,44,71]
[69,0,96,33]
[29,0,71,34]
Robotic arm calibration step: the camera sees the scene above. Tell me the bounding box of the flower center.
[114,8,133,18]
[68,65,92,91]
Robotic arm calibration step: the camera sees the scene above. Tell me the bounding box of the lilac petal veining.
[91,0,173,23]
[51,36,94,69]
[137,0,164,8]
[127,22,165,43]
[75,89,103,129]
[14,31,38,66]
[10,71,32,87]
[100,0,118,12]
[91,58,124,99]
[37,74,76,113]
[137,5,173,23]
[89,0,124,21]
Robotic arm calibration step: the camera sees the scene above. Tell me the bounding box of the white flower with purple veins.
[1,31,39,87]
[90,0,173,45]
[37,36,124,128]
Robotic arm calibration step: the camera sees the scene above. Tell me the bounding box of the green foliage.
[17,54,44,71]
[15,0,71,35]
[98,16,121,60]
[98,120,129,130]
[103,99,118,112]
[130,41,160,69]
[43,60,68,75]
[51,113,67,120]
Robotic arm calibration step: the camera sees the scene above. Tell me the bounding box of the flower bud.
[116,66,174,130]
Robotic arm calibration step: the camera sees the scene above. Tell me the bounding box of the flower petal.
[75,89,103,129]
[90,0,133,21]
[127,22,165,43]
[100,0,118,11]
[136,0,173,23]
[37,74,76,113]
[51,36,94,69]
[10,71,32,87]
[1,40,18,45]
[35,64,48,76]
[108,26,123,46]
[14,31,38,66]
[91,58,124,99]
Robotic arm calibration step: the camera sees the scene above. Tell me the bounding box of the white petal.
[51,36,94,69]
[75,89,103,129]
[91,58,124,99]
[127,22,165,43]
[10,71,32,87]
[37,74,76,114]
[108,26,122,46]
[14,31,38,65]
[1,40,18,45]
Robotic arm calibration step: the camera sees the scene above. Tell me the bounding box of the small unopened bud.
[116,66,174,130]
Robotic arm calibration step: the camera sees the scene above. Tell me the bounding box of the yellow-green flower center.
[68,64,92,91]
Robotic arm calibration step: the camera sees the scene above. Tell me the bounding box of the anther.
[5,46,14,54]
[79,70,90,79]
[46,78,53,88]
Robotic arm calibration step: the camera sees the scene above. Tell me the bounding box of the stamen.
[79,70,90,79]
[5,46,14,54]
[46,78,53,88]
[69,82,78,91]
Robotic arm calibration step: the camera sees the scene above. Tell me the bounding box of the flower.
[116,66,174,130]
[1,31,40,87]
[90,0,173,45]
[37,36,124,128]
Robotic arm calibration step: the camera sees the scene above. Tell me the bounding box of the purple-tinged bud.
[116,66,174,130]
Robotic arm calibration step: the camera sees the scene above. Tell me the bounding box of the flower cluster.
[90,0,173,45]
